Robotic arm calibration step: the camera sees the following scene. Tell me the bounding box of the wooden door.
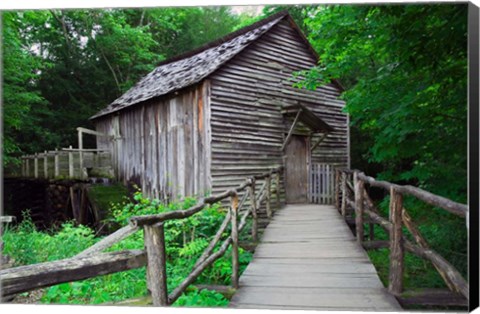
[284,135,309,203]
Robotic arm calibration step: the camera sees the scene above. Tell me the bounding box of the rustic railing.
[334,168,469,307]
[0,167,283,306]
[20,128,112,180]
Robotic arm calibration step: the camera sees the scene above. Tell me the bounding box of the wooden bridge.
[1,167,469,310]
[230,204,401,311]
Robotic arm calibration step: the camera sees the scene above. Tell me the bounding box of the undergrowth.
[2,191,253,306]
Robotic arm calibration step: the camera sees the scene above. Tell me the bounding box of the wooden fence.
[335,168,469,307]
[20,128,112,180]
[309,163,335,204]
[0,167,282,306]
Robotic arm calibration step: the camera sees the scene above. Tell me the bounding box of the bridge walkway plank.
[230,204,402,311]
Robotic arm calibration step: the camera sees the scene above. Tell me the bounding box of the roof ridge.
[155,10,289,68]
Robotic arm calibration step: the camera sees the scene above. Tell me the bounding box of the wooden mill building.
[90,11,350,204]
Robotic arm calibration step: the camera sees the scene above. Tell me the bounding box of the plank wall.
[95,83,211,201]
[209,18,349,201]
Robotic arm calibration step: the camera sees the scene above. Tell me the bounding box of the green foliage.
[2,213,96,265]
[2,7,247,168]
[2,193,252,306]
[298,4,467,202]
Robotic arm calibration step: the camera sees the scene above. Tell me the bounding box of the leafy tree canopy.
[297,4,468,202]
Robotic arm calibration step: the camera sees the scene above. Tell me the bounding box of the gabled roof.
[90,10,344,120]
[90,11,289,120]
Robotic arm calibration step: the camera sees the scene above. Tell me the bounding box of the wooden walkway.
[230,204,402,311]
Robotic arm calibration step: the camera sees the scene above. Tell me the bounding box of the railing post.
[266,174,272,219]
[275,172,281,209]
[44,151,48,178]
[34,153,39,179]
[78,129,84,179]
[340,172,347,217]
[26,158,30,177]
[248,177,258,242]
[354,171,364,243]
[21,158,25,177]
[388,187,404,295]
[335,169,340,209]
[144,223,169,306]
[54,148,60,177]
[68,145,74,178]
[230,192,239,289]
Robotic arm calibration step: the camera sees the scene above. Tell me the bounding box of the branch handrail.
[1,166,283,306]
[334,168,469,303]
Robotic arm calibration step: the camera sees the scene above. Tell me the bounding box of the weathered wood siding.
[95,83,211,200]
[209,19,349,201]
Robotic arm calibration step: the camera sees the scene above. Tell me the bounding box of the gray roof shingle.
[90,13,286,120]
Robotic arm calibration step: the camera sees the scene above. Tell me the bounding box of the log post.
[388,187,404,295]
[43,150,48,178]
[144,223,168,306]
[266,175,272,219]
[340,172,347,217]
[230,192,239,289]
[275,173,281,209]
[248,177,258,242]
[68,145,74,178]
[78,129,84,179]
[34,154,39,178]
[354,171,364,243]
[54,148,60,177]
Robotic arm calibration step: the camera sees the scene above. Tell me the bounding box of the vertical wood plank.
[266,175,272,219]
[78,130,84,179]
[248,178,258,242]
[354,171,364,243]
[54,149,60,177]
[144,223,169,306]
[340,172,347,217]
[230,192,239,289]
[68,145,74,178]
[388,187,404,295]
[34,154,38,178]
[26,158,30,177]
[21,159,26,177]
[44,151,48,178]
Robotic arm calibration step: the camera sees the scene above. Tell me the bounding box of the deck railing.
[0,167,283,306]
[334,168,468,307]
[19,127,113,180]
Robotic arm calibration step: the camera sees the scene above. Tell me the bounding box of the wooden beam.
[397,289,467,307]
[266,175,272,219]
[230,193,239,289]
[76,127,110,137]
[75,225,139,258]
[358,172,467,218]
[310,133,328,152]
[78,129,84,179]
[281,109,302,151]
[0,250,146,297]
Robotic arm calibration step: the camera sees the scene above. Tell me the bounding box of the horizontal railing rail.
[334,168,468,307]
[1,166,283,306]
